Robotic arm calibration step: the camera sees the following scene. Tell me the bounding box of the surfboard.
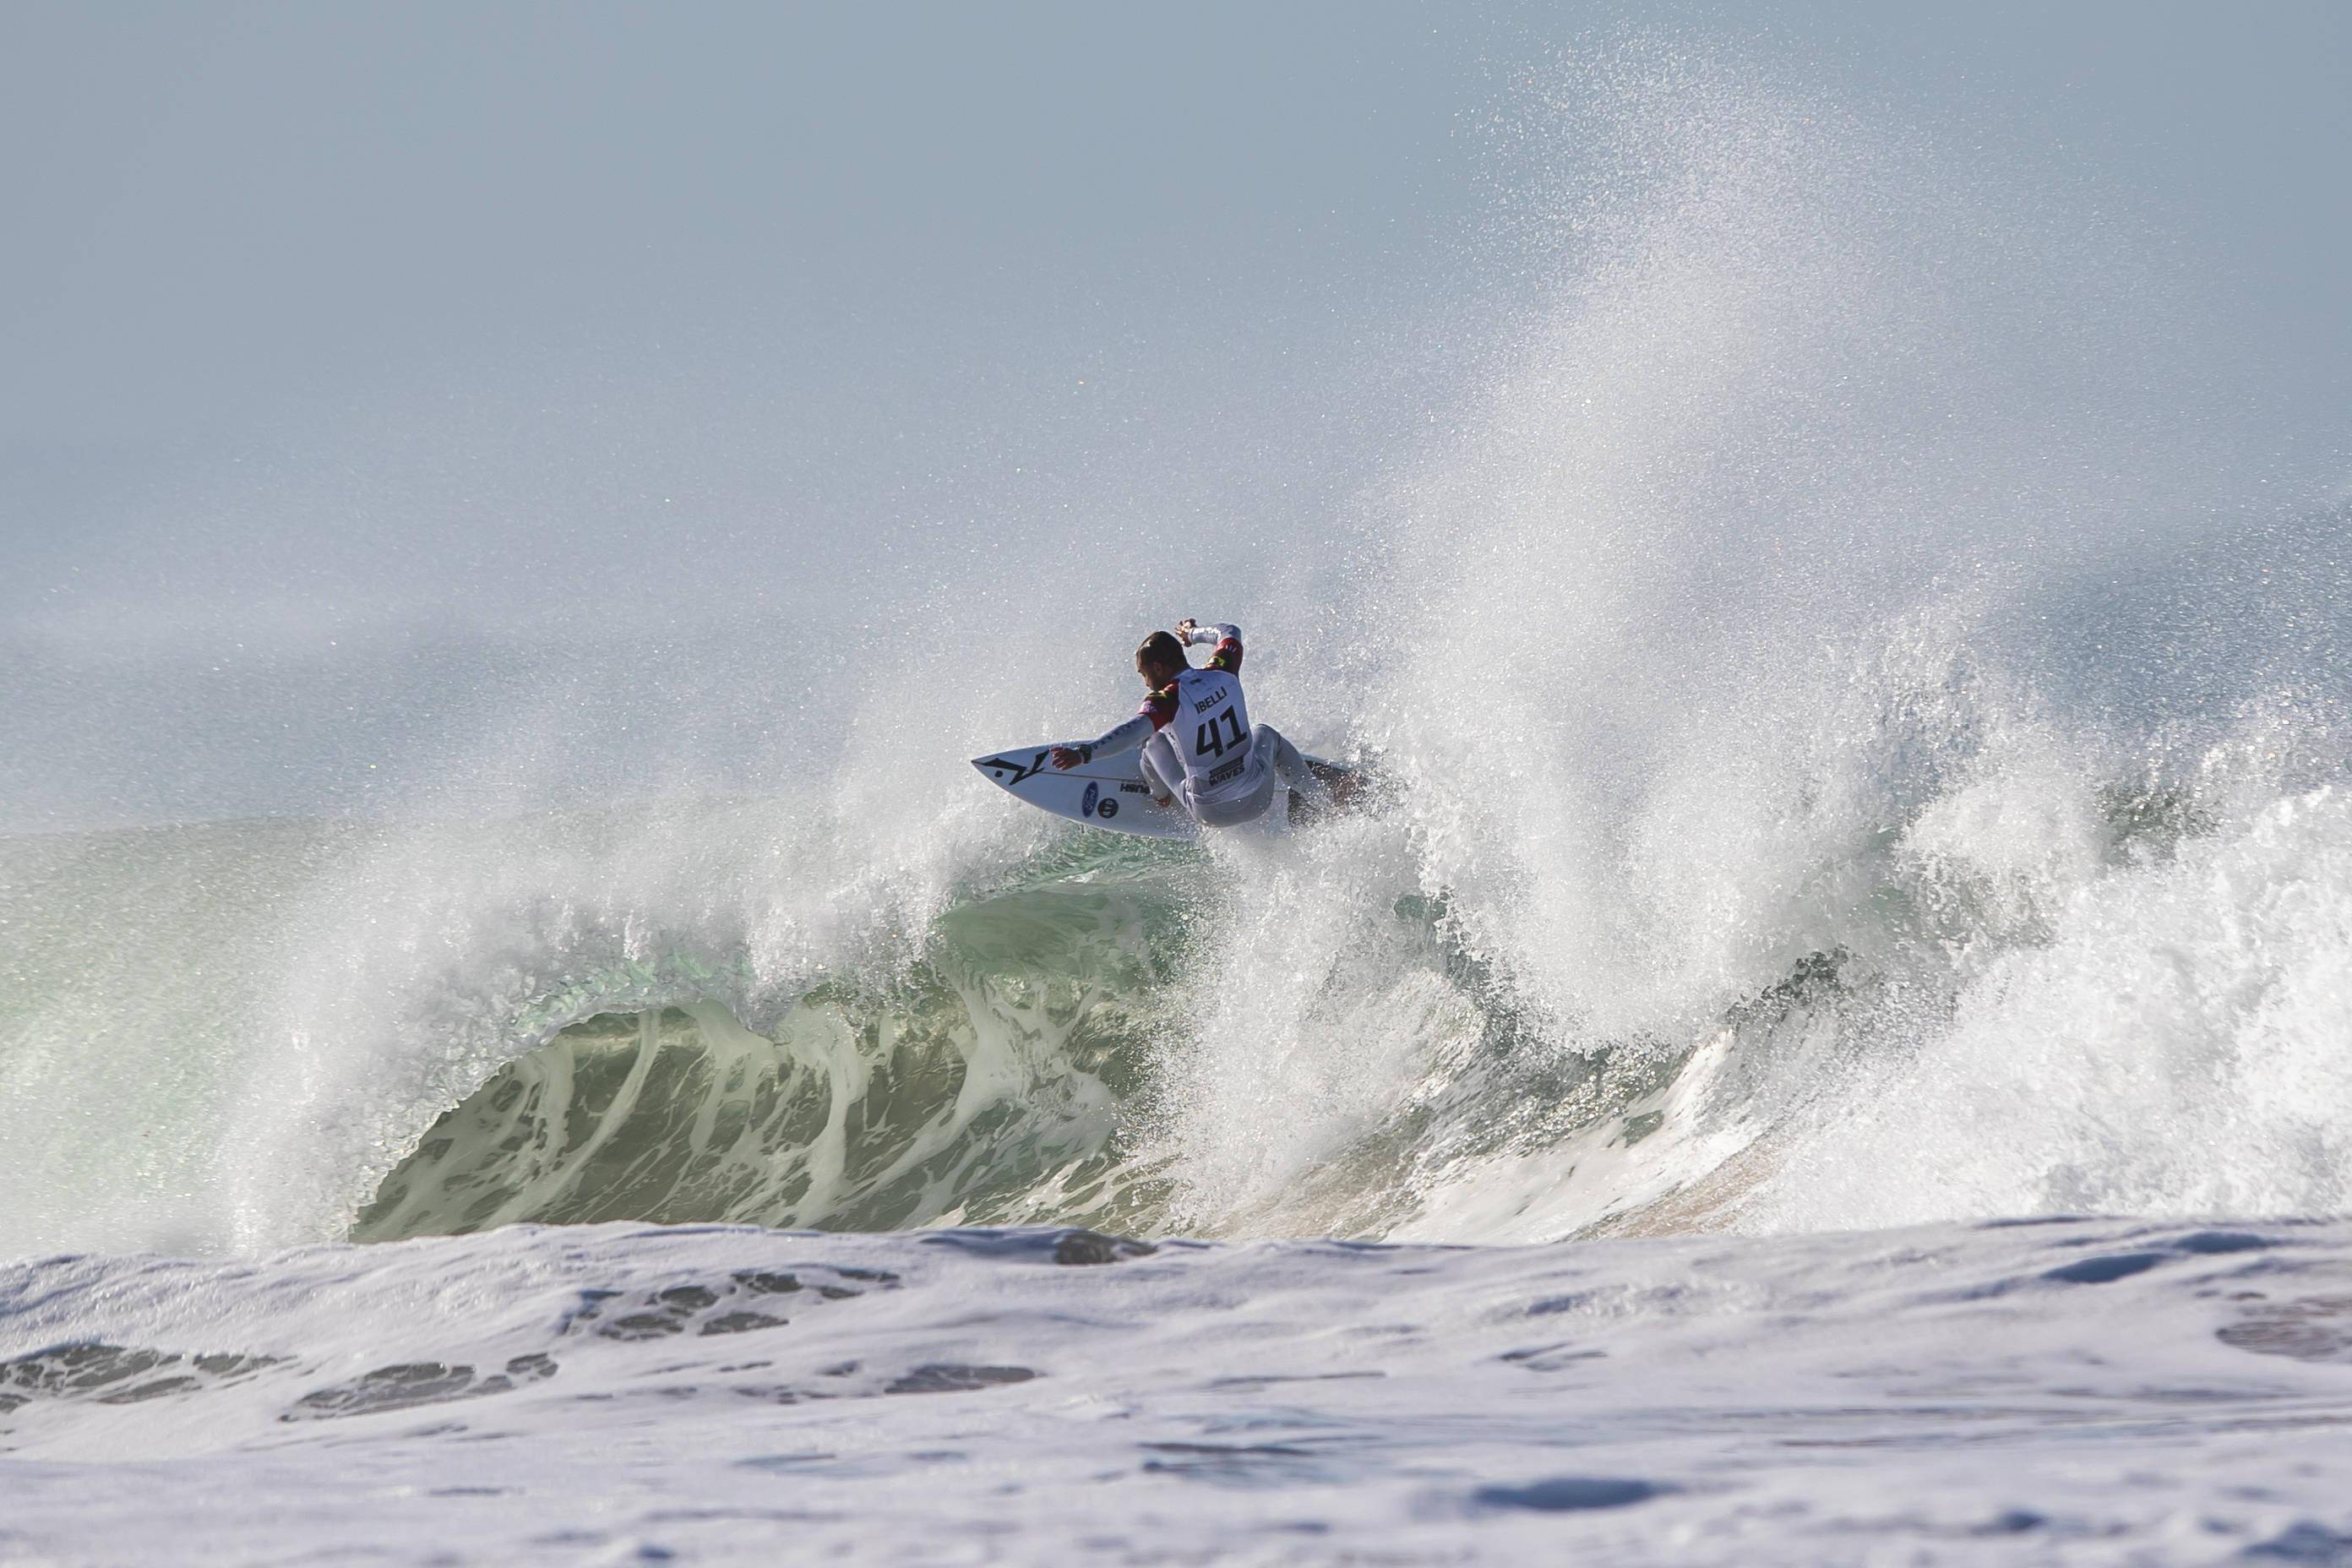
[970,745,1191,838]
[970,745,1365,839]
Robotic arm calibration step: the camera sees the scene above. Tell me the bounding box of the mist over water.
[3,42,2346,1260]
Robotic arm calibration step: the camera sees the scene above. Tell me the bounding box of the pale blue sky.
[5,3,2345,634]
[2,3,2346,824]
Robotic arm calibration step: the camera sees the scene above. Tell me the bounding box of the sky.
[2,1,2347,823]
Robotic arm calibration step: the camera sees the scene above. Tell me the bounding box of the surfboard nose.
[972,750,1050,789]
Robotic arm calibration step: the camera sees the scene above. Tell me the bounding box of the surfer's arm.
[1050,688,1181,770]
[1173,619,1243,674]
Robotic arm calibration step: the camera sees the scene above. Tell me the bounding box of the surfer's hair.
[1135,631,1185,676]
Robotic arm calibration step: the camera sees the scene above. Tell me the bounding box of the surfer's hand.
[1173,618,1198,640]
[1050,746,1088,770]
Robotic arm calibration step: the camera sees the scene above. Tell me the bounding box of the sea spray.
[2,46,2342,1259]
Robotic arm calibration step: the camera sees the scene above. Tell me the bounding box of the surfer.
[1049,620,1325,828]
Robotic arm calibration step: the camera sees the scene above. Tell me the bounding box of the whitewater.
[6,44,2350,1565]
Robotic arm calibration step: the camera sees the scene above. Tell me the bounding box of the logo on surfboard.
[978,750,1052,787]
[1081,781,1098,817]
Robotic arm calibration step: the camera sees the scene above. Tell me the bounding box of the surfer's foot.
[1154,796,1173,809]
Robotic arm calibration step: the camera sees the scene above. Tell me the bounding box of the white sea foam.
[8,1218,2352,1565]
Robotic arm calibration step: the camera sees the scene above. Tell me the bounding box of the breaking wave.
[3,44,2346,1260]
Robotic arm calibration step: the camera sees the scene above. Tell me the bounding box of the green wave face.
[344,823,1696,1246]
[354,873,1195,1242]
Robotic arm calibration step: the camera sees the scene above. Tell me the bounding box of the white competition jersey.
[1161,665,1255,800]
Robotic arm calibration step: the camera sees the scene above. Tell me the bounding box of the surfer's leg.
[1252,725,1328,804]
[1140,731,1182,807]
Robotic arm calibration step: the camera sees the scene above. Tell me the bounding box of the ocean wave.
[4,47,2347,1261]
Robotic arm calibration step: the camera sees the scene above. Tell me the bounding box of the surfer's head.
[1135,630,1186,686]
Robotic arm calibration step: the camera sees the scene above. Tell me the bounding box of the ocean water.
[4,42,2349,1565]
[8,1218,2352,1565]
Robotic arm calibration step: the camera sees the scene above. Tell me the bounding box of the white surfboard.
[970,744,1195,838]
[971,745,1367,839]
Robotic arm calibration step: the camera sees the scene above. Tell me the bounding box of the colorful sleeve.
[1206,623,1243,674]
